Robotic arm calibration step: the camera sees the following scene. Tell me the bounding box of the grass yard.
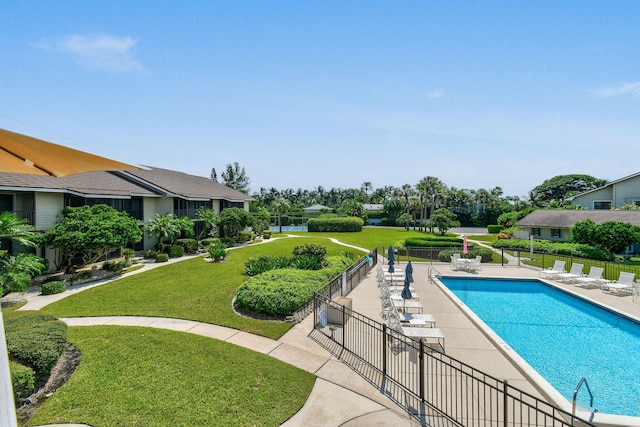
[26,326,315,427]
[43,237,360,340]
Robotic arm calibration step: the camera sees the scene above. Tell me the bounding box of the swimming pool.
[268,225,308,232]
[439,277,640,419]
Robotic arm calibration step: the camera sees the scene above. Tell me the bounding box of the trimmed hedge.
[405,236,462,247]
[167,244,185,258]
[491,239,615,261]
[41,280,66,295]
[438,248,494,263]
[4,311,68,376]
[236,256,352,316]
[238,231,255,243]
[487,224,502,233]
[308,216,363,232]
[201,237,221,248]
[262,230,272,239]
[176,238,199,254]
[155,253,169,263]
[9,361,35,401]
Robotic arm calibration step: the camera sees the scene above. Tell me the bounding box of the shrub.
[487,224,502,233]
[41,280,65,295]
[491,239,615,261]
[244,256,291,276]
[405,236,462,247]
[144,250,157,259]
[292,243,327,261]
[307,216,363,232]
[262,230,272,239]
[10,361,35,401]
[155,253,169,263]
[102,260,126,272]
[438,248,494,263]
[4,311,67,376]
[207,242,228,261]
[201,237,221,249]
[290,255,326,270]
[176,238,199,254]
[236,256,352,316]
[167,244,185,258]
[497,232,511,239]
[238,230,254,243]
[71,271,93,281]
[122,248,136,260]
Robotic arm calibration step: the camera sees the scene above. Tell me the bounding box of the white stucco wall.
[34,192,64,231]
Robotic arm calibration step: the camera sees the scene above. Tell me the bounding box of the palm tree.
[195,208,221,239]
[0,212,37,248]
[271,197,291,233]
[400,184,414,230]
[417,176,446,232]
[144,213,181,252]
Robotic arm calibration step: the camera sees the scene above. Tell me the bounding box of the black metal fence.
[285,248,378,322]
[311,293,596,427]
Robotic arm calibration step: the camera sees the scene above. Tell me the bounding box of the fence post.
[503,380,509,427]
[501,249,504,266]
[342,303,346,348]
[419,340,425,401]
[382,324,387,377]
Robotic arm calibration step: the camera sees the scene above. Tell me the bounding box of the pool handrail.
[572,376,595,424]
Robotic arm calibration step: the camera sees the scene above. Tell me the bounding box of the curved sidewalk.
[3,243,416,426]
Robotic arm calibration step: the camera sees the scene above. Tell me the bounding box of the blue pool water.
[440,277,640,417]
[268,225,308,232]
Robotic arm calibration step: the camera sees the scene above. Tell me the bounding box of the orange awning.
[0,128,142,177]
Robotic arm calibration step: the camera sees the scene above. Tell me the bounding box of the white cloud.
[427,89,445,99]
[35,33,144,73]
[591,81,640,98]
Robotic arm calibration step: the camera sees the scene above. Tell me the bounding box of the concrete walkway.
[5,234,640,426]
[3,240,417,426]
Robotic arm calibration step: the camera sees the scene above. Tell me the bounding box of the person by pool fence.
[311,292,597,427]
[285,248,377,322]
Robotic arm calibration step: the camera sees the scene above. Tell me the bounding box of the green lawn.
[26,326,315,427]
[43,237,358,340]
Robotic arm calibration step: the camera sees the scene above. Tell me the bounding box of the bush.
[244,256,291,276]
[10,361,35,401]
[487,224,502,233]
[236,256,352,316]
[292,243,327,261]
[438,247,494,263]
[71,271,93,281]
[41,280,65,295]
[307,216,363,232]
[208,242,228,261]
[262,230,272,239]
[4,311,68,376]
[238,230,254,243]
[144,249,157,259]
[491,239,615,261]
[167,244,185,258]
[102,260,127,272]
[176,238,199,254]
[404,236,462,247]
[201,237,221,249]
[155,253,169,263]
[290,255,326,270]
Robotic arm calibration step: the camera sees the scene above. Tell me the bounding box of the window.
[531,228,541,237]
[593,201,611,210]
[551,229,561,238]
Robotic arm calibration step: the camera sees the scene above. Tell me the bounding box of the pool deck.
[348,259,640,426]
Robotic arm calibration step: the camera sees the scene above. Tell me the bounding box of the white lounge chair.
[601,271,636,295]
[540,260,566,279]
[467,255,482,273]
[388,315,445,351]
[555,263,584,283]
[633,283,640,303]
[574,266,607,289]
[450,253,462,271]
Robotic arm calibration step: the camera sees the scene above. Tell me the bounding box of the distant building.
[568,172,640,209]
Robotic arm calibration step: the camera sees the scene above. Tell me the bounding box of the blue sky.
[1,1,639,199]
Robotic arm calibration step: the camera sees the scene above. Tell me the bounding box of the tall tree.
[221,162,251,194]
[530,175,607,207]
[210,167,217,182]
[46,205,142,272]
[417,176,446,232]
[271,197,291,234]
[400,184,414,231]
